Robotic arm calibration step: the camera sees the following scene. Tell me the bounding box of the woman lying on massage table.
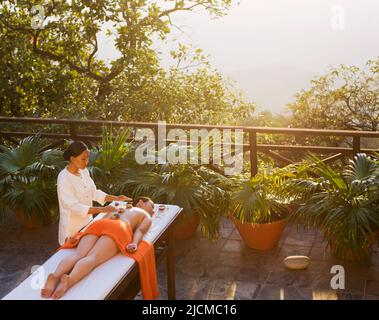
[41,196,159,300]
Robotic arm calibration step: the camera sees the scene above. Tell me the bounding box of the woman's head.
[63,141,90,169]
[133,196,155,216]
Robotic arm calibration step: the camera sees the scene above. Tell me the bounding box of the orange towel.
[59,218,159,300]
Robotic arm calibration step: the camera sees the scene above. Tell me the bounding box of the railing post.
[69,123,78,140]
[353,136,361,155]
[249,130,258,177]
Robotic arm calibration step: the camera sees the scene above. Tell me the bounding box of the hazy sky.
[98,0,379,113]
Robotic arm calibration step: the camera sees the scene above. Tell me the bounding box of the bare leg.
[51,235,119,299]
[41,234,98,298]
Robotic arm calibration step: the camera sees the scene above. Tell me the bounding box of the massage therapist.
[57,141,131,245]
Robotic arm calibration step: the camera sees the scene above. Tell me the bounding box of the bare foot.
[41,273,59,298]
[51,274,71,300]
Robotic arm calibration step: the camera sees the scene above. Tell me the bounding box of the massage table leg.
[167,228,176,300]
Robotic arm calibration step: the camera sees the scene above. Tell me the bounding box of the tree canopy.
[0,0,257,124]
[288,59,379,132]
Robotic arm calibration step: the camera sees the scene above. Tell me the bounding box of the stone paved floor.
[1,211,379,300]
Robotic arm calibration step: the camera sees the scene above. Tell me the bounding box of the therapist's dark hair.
[63,141,88,161]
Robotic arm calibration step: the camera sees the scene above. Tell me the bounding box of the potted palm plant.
[118,161,228,240]
[290,153,379,262]
[229,167,294,251]
[116,141,231,240]
[0,135,65,228]
[87,126,133,194]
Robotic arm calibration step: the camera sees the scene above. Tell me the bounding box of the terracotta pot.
[327,232,378,263]
[16,208,50,229]
[172,213,200,240]
[231,216,286,251]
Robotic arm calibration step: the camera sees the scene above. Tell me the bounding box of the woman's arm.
[104,194,132,202]
[86,169,132,204]
[88,205,116,215]
[126,217,152,253]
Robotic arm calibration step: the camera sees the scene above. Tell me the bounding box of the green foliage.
[0,135,64,222]
[229,166,297,224]
[0,1,253,124]
[288,61,379,132]
[290,153,379,260]
[113,139,234,239]
[87,127,132,193]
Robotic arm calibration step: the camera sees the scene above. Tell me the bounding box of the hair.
[63,141,88,161]
[132,196,153,207]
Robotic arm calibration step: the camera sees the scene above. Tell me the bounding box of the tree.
[105,44,255,124]
[0,29,97,118]
[288,59,379,132]
[0,0,232,110]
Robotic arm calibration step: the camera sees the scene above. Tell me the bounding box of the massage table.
[2,203,183,300]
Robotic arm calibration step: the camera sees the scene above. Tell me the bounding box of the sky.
[98,0,379,114]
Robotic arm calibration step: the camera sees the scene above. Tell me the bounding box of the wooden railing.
[1,116,379,177]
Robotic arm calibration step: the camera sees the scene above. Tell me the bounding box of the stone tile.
[229,229,242,240]
[309,246,332,261]
[207,294,226,300]
[310,273,335,290]
[219,227,233,239]
[0,268,30,299]
[178,247,218,266]
[344,277,366,293]
[173,237,197,257]
[301,260,333,274]
[209,252,243,268]
[335,292,363,300]
[223,239,245,253]
[284,235,315,247]
[311,290,338,300]
[370,252,379,266]
[277,244,312,259]
[255,285,282,300]
[156,289,168,300]
[310,273,365,293]
[212,251,274,270]
[312,234,328,248]
[236,266,270,283]
[175,273,198,291]
[219,217,234,229]
[2,248,50,271]
[178,258,207,277]
[194,237,226,251]
[242,246,280,258]
[366,266,379,280]
[266,270,313,287]
[255,285,313,300]
[365,280,379,296]
[205,265,240,280]
[0,242,22,267]
[186,277,214,300]
[210,279,236,298]
[233,281,260,300]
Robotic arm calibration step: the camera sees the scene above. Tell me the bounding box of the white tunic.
[57,167,107,245]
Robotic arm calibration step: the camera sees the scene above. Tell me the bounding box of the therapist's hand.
[103,205,116,213]
[116,195,132,202]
